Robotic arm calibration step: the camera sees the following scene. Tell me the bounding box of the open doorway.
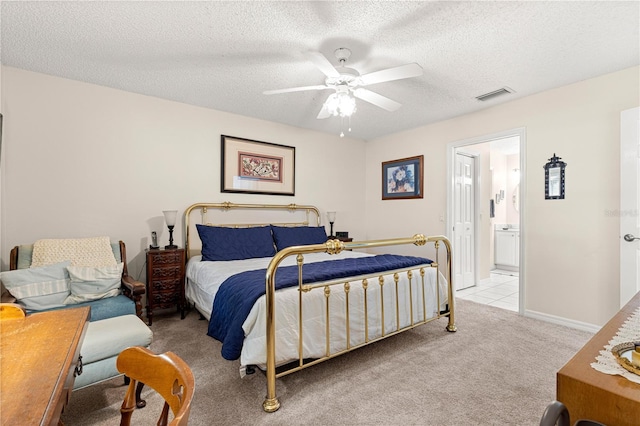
[447,128,525,314]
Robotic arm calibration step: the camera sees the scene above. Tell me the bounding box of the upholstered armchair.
[4,239,145,322]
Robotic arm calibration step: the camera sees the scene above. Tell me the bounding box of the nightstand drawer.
[151,290,180,305]
[149,265,182,279]
[150,279,180,292]
[149,252,183,265]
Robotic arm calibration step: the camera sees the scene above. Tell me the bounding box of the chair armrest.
[1,291,17,304]
[121,275,146,296]
[121,275,146,320]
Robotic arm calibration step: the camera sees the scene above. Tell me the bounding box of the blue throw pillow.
[196,224,276,261]
[271,226,328,251]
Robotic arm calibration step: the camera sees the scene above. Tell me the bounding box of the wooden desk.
[557,292,640,425]
[0,306,90,425]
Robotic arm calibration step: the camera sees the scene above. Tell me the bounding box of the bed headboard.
[183,202,321,259]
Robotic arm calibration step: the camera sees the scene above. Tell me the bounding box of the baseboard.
[524,309,601,334]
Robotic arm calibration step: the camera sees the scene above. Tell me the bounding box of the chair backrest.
[0,303,26,320]
[116,346,194,426]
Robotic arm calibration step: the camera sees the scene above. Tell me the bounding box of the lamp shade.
[327,211,336,222]
[163,210,178,227]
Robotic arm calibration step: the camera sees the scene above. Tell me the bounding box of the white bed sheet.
[186,251,449,367]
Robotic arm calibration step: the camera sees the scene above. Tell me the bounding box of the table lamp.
[163,210,178,249]
[327,211,336,238]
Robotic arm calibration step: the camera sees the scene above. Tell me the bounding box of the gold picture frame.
[221,135,295,196]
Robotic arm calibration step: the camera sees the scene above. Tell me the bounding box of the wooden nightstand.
[145,248,185,326]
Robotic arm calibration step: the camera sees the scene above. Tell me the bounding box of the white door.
[620,107,640,307]
[454,152,475,290]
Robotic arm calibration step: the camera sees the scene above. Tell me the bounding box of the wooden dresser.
[557,291,640,425]
[0,306,90,425]
[146,247,186,325]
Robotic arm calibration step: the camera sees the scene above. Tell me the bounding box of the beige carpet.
[61,299,593,425]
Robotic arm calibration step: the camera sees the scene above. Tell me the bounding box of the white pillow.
[65,262,124,304]
[0,262,71,310]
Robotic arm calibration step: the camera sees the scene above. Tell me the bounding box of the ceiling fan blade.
[359,63,423,86]
[353,88,402,112]
[263,85,330,95]
[316,97,332,119]
[317,106,332,119]
[305,51,340,78]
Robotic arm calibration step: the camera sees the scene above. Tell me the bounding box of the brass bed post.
[379,276,386,337]
[324,286,331,356]
[362,279,369,343]
[428,236,456,332]
[263,255,280,413]
[441,237,456,332]
[297,254,304,368]
[344,282,351,350]
[420,268,426,322]
[393,273,400,331]
[407,270,414,326]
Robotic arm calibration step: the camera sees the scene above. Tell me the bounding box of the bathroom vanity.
[495,226,519,269]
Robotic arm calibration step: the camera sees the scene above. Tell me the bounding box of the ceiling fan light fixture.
[325,92,356,118]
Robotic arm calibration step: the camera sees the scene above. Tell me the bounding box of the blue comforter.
[207,254,432,360]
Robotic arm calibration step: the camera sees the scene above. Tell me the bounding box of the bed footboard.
[262,234,455,413]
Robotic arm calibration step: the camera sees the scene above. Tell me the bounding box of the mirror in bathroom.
[513,184,520,212]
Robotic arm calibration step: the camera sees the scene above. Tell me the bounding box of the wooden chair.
[0,303,26,320]
[116,346,194,426]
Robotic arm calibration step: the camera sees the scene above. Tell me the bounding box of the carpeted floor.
[61,299,593,425]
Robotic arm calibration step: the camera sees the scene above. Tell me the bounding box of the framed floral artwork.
[221,135,295,196]
[382,155,424,200]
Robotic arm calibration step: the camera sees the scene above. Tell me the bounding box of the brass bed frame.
[184,202,456,412]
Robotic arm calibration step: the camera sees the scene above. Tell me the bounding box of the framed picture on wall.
[382,155,424,200]
[221,135,295,196]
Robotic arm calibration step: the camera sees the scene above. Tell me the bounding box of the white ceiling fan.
[263,48,423,120]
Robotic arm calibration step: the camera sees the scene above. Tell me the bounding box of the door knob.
[624,234,640,242]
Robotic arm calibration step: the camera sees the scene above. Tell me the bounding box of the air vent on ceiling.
[475,87,515,102]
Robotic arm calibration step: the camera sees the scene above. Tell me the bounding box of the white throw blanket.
[31,236,117,267]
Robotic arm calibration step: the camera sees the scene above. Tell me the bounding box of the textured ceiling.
[1,1,639,140]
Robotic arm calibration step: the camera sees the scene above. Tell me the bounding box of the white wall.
[2,65,639,327]
[0,67,367,281]
[366,66,640,327]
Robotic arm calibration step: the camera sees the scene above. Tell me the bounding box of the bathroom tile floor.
[456,269,519,312]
